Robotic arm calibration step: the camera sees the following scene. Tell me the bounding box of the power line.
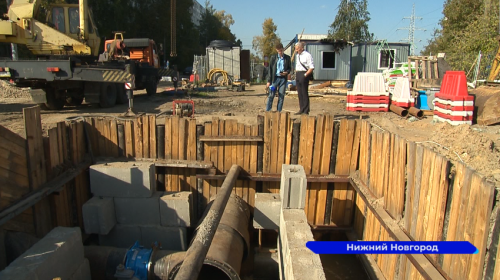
[398,4,426,55]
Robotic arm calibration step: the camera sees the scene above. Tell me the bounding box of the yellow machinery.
[0,0,100,56]
[207,68,245,90]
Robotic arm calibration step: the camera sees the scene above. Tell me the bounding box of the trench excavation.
[1,110,499,280]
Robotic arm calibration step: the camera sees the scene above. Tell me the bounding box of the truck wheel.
[146,81,157,96]
[99,83,117,108]
[38,103,49,110]
[116,83,127,104]
[45,88,65,110]
[66,97,84,106]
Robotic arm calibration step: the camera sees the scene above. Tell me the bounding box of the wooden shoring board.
[263,112,272,192]
[212,118,222,196]
[224,119,234,192]
[249,125,258,209]
[276,112,289,192]
[134,118,144,158]
[142,116,150,158]
[302,115,316,220]
[0,126,27,158]
[202,122,212,207]
[344,120,361,225]
[171,116,180,191]
[124,120,134,158]
[298,114,309,212]
[315,114,334,225]
[101,119,110,157]
[353,192,367,240]
[165,117,172,160]
[187,119,197,211]
[390,135,407,220]
[404,142,416,233]
[76,121,89,228]
[415,147,434,242]
[331,119,355,226]
[48,127,68,227]
[150,115,157,159]
[380,132,391,204]
[178,118,187,192]
[368,130,380,198]
[243,125,251,205]
[96,119,105,157]
[88,118,98,157]
[268,112,280,193]
[308,115,325,224]
[285,117,293,165]
[23,106,51,236]
[358,120,371,191]
[235,123,245,198]
[108,119,118,158]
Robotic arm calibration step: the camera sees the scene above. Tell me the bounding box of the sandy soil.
[1,80,499,186]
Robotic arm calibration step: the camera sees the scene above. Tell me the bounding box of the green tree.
[422,0,499,79]
[252,18,280,61]
[328,0,373,42]
[198,1,238,47]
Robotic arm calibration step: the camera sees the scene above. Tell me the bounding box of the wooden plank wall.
[355,119,498,280]
[0,124,33,234]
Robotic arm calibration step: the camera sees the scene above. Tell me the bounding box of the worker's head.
[275,42,284,55]
[294,42,305,54]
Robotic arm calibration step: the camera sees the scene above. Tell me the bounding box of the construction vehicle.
[0,0,167,110]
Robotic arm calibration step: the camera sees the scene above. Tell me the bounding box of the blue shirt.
[276,55,284,76]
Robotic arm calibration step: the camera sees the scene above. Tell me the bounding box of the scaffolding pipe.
[389,104,409,117]
[174,164,241,280]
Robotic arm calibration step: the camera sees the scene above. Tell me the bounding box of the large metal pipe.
[154,194,250,280]
[173,164,241,280]
[389,104,409,117]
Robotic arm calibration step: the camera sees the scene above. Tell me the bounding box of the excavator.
[0,0,166,110]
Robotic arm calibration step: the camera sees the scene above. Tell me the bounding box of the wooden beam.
[0,158,92,227]
[136,158,213,169]
[196,173,350,182]
[199,135,263,142]
[349,176,447,280]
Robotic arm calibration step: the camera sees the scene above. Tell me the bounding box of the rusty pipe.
[389,104,409,117]
[154,194,251,280]
[409,107,424,118]
[173,165,241,280]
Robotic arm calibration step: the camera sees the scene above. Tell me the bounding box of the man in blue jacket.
[266,42,291,112]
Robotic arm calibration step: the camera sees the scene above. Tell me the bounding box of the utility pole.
[398,4,425,55]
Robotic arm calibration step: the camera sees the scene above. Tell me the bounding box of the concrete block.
[70,258,91,280]
[89,161,155,197]
[141,225,187,251]
[280,165,307,209]
[99,224,142,248]
[253,193,281,229]
[114,193,161,225]
[99,224,187,251]
[160,192,192,227]
[1,227,83,280]
[82,196,116,235]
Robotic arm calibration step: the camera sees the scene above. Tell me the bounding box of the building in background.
[191,0,204,26]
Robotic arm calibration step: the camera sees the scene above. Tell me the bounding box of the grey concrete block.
[69,258,91,280]
[114,193,161,225]
[89,161,155,198]
[2,227,83,280]
[141,225,187,251]
[280,165,307,209]
[99,224,142,248]
[253,193,281,229]
[82,197,116,235]
[160,192,192,227]
[99,224,187,251]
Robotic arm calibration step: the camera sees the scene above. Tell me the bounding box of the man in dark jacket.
[266,42,291,112]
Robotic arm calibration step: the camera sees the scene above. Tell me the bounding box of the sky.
[206,0,446,55]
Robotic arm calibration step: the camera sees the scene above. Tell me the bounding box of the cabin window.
[52,7,65,32]
[322,51,336,70]
[69,8,79,34]
[379,49,396,69]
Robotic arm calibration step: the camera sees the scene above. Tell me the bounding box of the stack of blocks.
[84,161,191,250]
[390,77,415,108]
[433,71,474,125]
[347,73,389,112]
[276,165,326,280]
[0,227,91,280]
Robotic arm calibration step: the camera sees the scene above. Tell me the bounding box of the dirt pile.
[0,80,30,98]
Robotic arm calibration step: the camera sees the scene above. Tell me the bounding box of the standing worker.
[172,65,180,92]
[294,42,314,115]
[266,42,291,112]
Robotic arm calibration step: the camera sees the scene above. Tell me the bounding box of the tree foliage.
[328,0,373,42]
[252,18,280,61]
[422,0,499,79]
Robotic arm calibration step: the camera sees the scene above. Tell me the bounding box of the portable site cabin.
[350,42,411,81]
[285,35,411,82]
[285,34,351,81]
[203,40,251,82]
